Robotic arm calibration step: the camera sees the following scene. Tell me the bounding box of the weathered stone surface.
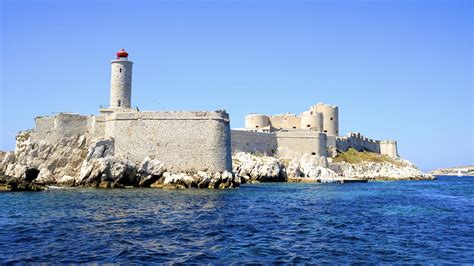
[79,158,137,186]
[329,157,434,180]
[57,175,76,186]
[150,171,239,189]
[4,132,90,184]
[137,157,166,187]
[232,152,432,182]
[232,152,284,183]
[286,154,340,182]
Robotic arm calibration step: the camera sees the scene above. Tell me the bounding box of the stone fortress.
[31,49,232,173]
[231,104,399,159]
[20,49,397,177]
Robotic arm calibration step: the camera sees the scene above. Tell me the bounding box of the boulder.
[232,152,284,183]
[79,158,137,186]
[137,157,166,187]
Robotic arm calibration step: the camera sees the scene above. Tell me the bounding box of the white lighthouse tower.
[109,49,133,109]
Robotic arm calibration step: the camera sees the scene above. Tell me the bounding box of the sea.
[0,175,473,263]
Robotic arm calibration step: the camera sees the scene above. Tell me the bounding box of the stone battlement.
[336,132,398,157]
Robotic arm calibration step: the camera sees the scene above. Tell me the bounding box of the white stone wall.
[34,113,90,142]
[110,59,133,108]
[231,130,327,158]
[275,131,327,157]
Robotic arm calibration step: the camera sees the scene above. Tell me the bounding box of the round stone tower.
[300,111,323,131]
[245,114,270,129]
[109,49,133,109]
[312,103,339,136]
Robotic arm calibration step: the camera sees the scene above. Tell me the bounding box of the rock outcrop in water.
[0,133,240,189]
[0,131,433,190]
[231,152,434,182]
[429,165,474,176]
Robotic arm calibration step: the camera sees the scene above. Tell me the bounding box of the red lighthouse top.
[116,49,129,59]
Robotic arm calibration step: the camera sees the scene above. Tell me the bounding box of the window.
[119,68,122,73]
[292,126,296,129]
[324,130,327,133]
[330,117,334,120]
[256,125,259,128]
[311,152,316,155]
[307,124,311,128]
[118,100,121,107]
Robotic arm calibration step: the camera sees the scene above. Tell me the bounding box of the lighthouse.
[109,49,133,109]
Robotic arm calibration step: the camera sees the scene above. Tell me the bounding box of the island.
[0,49,433,191]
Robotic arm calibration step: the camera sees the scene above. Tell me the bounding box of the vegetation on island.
[332,148,402,166]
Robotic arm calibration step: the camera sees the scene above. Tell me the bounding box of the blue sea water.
[0,176,473,263]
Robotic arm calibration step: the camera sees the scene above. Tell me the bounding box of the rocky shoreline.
[429,166,474,176]
[233,152,434,184]
[0,134,434,192]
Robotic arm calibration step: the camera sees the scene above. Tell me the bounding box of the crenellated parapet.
[336,132,398,158]
[243,103,338,135]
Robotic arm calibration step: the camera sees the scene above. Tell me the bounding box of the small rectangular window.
[330,117,334,120]
[118,100,121,107]
[119,68,122,73]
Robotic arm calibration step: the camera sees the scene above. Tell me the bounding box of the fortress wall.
[35,116,55,135]
[275,131,327,157]
[327,135,337,148]
[380,140,398,157]
[33,113,90,142]
[107,111,232,173]
[230,130,276,155]
[54,113,89,137]
[269,114,300,129]
[88,115,107,139]
[335,132,399,156]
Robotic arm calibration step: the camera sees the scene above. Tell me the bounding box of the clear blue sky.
[1,0,472,171]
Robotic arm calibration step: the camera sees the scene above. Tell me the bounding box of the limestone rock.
[286,154,340,182]
[8,132,90,184]
[232,152,284,183]
[79,158,137,186]
[137,157,166,187]
[151,170,239,189]
[57,175,76,186]
[329,160,434,180]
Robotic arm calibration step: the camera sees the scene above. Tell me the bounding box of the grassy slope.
[332,148,402,166]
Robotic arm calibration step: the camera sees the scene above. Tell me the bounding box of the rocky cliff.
[232,151,434,182]
[0,131,239,189]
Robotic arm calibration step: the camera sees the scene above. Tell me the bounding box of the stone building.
[231,104,398,158]
[29,49,232,173]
